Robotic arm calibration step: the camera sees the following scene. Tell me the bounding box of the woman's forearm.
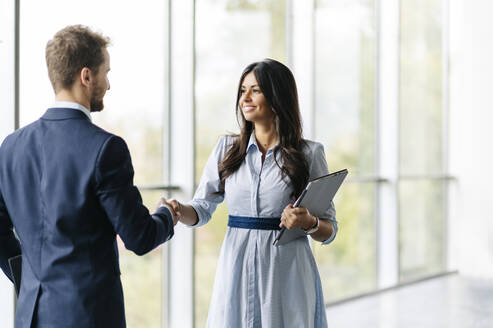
[309,219,334,242]
[179,203,199,226]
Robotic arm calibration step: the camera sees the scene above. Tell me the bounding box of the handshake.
[156,198,196,227]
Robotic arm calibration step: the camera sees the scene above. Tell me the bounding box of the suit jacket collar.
[41,108,91,121]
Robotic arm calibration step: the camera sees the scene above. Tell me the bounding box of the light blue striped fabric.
[189,133,338,328]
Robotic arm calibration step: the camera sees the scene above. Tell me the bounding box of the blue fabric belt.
[228,215,281,231]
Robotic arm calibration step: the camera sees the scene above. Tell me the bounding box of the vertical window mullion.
[162,0,172,326]
[441,0,450,273]
[168,0,196,327]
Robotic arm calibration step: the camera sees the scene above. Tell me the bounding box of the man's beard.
[90,97,104,112]
[89,84,105,112]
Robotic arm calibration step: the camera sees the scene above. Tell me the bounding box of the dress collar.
[245,131,279,154]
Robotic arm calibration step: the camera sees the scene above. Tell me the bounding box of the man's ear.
[80,67,92,87]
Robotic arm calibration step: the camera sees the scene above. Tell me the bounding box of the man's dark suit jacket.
[0,108,174,327]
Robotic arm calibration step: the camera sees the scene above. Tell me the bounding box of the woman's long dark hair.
[217,58,309,200]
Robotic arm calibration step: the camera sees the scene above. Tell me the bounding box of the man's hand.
[156,197,179,226]
[166,199,183,221]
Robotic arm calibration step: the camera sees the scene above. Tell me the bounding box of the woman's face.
[239,72,275,124]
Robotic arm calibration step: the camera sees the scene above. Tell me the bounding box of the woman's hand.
[156,198,199,226]
[280,204,317,231]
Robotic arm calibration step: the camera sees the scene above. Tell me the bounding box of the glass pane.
[312,183,376,301]
[314,0,377,301]
[19,1,166,185]
[195,0,287,182]
[194,0,287,326]
[19,2,167,326]
[315,0,376,176]
[399,0,443,175]
[399,180,445,281]
[399,0,446,283]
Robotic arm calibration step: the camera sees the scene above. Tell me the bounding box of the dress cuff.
[321,219,338,245]
[185,201,207,228]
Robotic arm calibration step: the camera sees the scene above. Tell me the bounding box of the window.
[313,0,377,301]
[1,1,450,326]
[399,0,446,281]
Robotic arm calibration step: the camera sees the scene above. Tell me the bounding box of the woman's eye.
[253,89,261,93]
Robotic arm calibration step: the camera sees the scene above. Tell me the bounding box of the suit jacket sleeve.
[95,135,174,255]
[0,189,21,282]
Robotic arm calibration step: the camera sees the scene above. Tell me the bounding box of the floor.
[325,274,493,328]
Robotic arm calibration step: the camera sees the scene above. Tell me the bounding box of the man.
[0,25,177,327]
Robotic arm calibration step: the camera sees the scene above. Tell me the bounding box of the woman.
[166,59,338,328]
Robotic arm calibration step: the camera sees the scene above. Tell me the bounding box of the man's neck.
[55,89,90,110]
